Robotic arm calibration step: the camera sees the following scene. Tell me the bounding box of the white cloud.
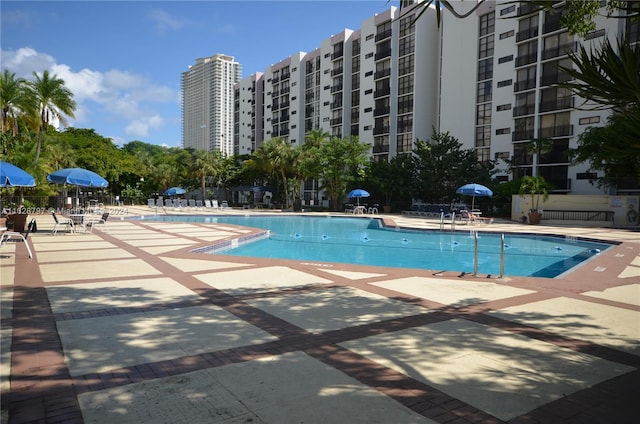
[146,8,188,35]
[125,114,164,138]
[0,47,178,143]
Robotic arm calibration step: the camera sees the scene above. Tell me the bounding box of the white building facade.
[182,54,242,156]
[228,0,637,198]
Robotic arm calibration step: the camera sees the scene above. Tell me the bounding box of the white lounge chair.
[1,219,35,258]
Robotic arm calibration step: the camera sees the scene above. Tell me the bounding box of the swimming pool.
[139,215,613,278]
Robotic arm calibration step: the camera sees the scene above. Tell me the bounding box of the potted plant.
[518,176,551,225]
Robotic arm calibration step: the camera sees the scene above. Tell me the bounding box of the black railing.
[541,210,614,222]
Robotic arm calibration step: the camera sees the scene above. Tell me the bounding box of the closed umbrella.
[347,188,370,206]
[0,161,36,187]
[456,183,492,211]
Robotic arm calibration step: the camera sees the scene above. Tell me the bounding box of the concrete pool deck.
[1,207,638,423]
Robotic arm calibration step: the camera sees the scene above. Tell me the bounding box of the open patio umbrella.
[456,183,492,211]
[47,168,108,187]
[0,161,36,187]
[347,188,370,206]
[164,187,186,196]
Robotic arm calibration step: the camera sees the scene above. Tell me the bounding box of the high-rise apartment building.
[440,0,638,195]
[230,0,636,200]
[182,54,242,156]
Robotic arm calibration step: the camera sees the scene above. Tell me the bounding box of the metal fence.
[541,210,614,222]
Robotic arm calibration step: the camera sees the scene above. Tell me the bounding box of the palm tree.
[1,70,36,137]
[254,138,296,208]
[28,70,76,162]
[191,149,221,201]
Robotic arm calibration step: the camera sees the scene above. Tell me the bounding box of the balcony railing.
[513,105,535,117]
[542,41,577,60]
[374,107,390,116]
[375,49,392,61]
[515,52,538,67]
[373,144,390,154]
[330,117,342,126]
[374,68,391,80]
[514,78,537,92]
[374,88,391,98]
[512,129,535,141]
[331,50,344,60]
[538,124,573,138]
[540,71,572,86]
[373,126,390,135]
[539,96,574,113]
[516,27,539,42]
[375,29,392,42]
[331,67,344,76]
[331,84,343,93]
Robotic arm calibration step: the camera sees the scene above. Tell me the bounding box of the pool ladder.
[440,212,505,278]
[472,232,506,278]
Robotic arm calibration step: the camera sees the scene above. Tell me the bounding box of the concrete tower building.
[182,54,242,156]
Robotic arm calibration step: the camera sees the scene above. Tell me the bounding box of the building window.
[499,30,515,39]
[478,58,493,80]
[497,103,512,111]
[477,80,492,102]
[475,126,491,147]
[496,128,511,135]
[498,55,513,63]
[398,75,414,95]
[479,34,495,58]
[585,28,605,40]
[497,79,512,87]
[500,5,516,15]
[400,14,416,37]
[579,116,601,125]
[476,103,492,125]
[479,12,495,37]
[365,52,374,59]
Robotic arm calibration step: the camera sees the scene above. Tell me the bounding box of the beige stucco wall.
[511,195,640,227]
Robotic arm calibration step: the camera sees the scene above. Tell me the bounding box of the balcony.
[281,86,290,94]
[331,84,343,93]
[512,129,535,141]
[514,78,537,92]
[280,114,290,122]
[375,49,392,61]
[330,117,342,126]
[330,101,343,109]
[373,126,390,135]
[373,144,390,154]
[375,29,392,42]
[280,128,289,136]
[542,41,577,60]
[539,96,574,113]
[540,71,573,86]
[373,106,390,117]
[281,72,290,80]
[374,88,391,98]
[539,124,573,138]
[331,50,344,60]
[515,52,538,67]
[272,76,280,84]
[374,68,391,80]
[331,67,344,76]
[516,27,539,42]
[512,105,535,117]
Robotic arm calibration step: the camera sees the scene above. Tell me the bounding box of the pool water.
[140,215,612,278]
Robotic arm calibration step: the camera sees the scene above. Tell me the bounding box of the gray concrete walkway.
[1,208,639,423]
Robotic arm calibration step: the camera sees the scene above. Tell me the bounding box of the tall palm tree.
[191,149,221,201]
[28,70,76,162]
[1,70,36,137]
[254,138,295,208]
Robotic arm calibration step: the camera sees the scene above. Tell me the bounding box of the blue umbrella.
[0,161,36,187]
[47,168,109,187]
[347,188,370,206]
[164,187,186,196]
[456,183,492,211]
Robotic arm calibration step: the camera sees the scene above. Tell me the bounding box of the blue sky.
[1,0,391,147]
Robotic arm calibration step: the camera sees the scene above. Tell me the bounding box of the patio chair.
[147,198,156,208]
[52,212,74,234]
[188,199,196,209]
[195,200,203,209]
[1,218,36,258]
[86,212,110,233]
[204,199,212,208]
